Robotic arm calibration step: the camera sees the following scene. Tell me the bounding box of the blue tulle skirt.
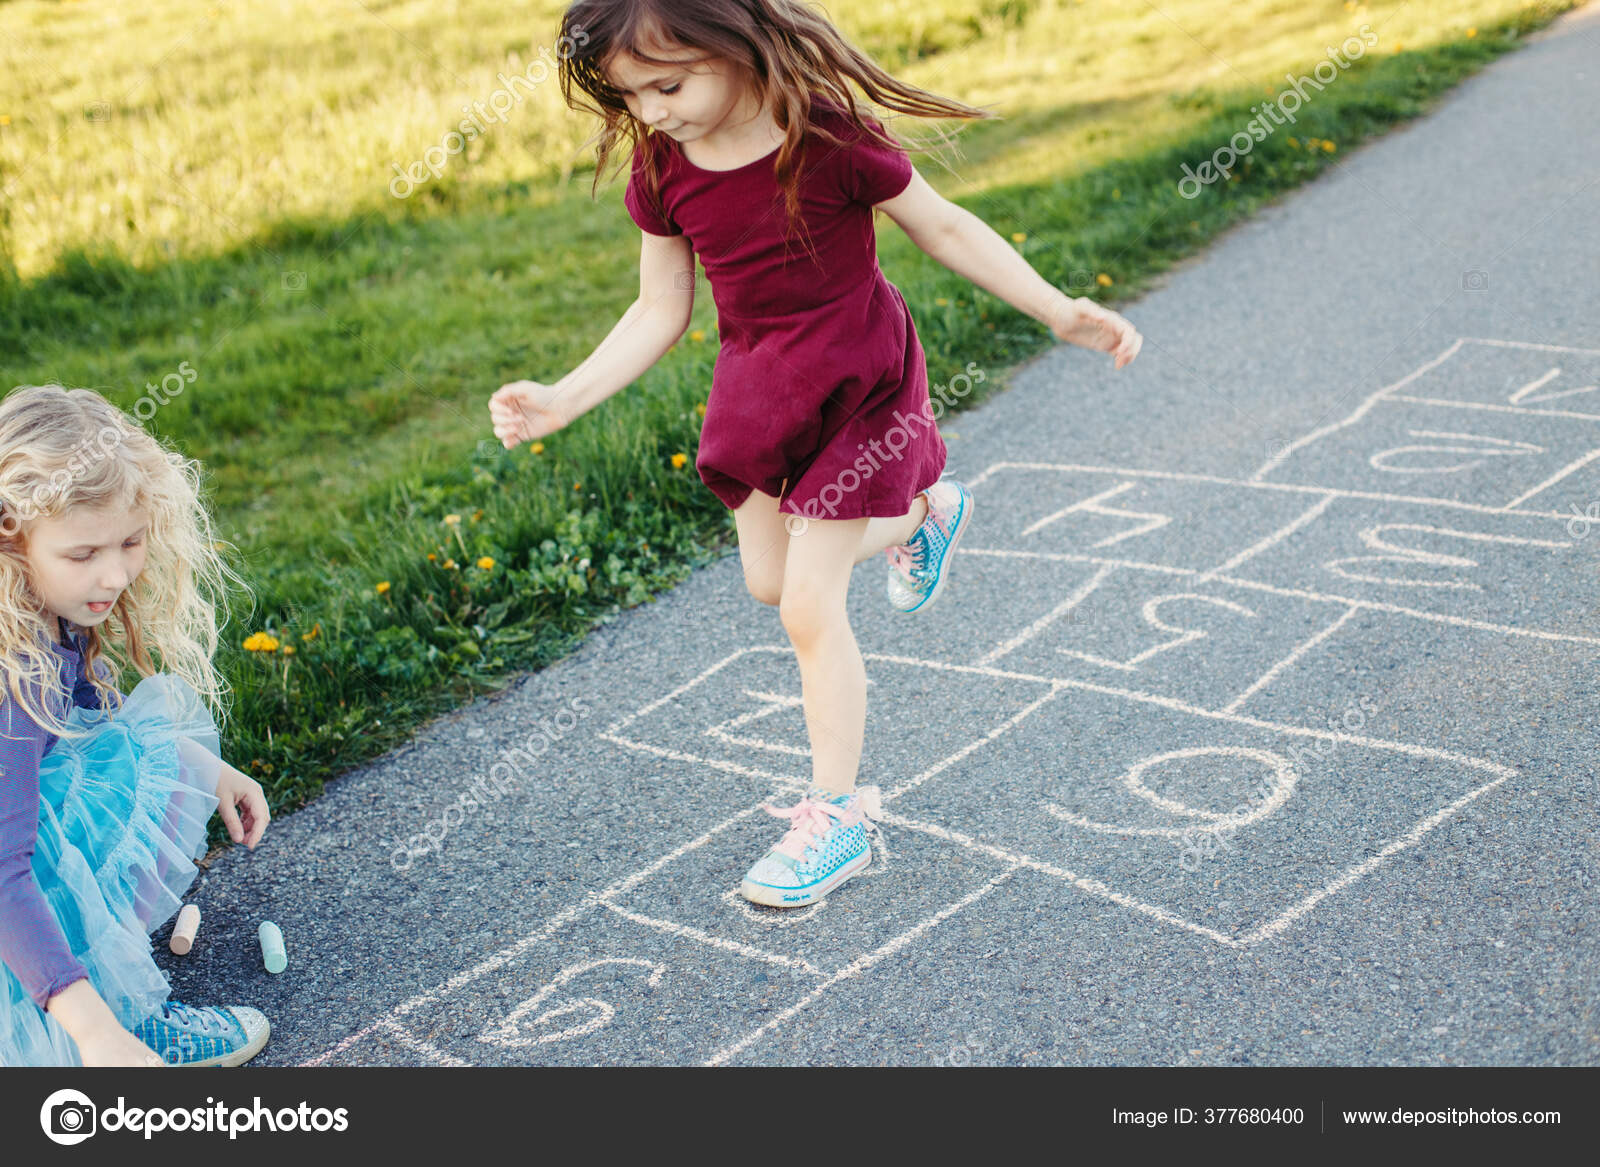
[0,673,221,1066]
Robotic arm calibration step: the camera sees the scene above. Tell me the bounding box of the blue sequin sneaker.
[130,1000,271,1067]
[885,478,974,614]
[740,786,884,908]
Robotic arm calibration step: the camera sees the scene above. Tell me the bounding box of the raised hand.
[489,380,576,449]
[1049,295,1143,370]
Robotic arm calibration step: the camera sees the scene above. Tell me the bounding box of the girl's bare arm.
[877,171,1142,368]
[544,231,698,416]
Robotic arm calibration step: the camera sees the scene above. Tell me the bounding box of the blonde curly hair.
[0,384,248,738]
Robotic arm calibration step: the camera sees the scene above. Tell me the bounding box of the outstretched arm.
[490,231,698,447]
[876,171,1142,369]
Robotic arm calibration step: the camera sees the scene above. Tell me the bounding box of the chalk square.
[323,910,826,1065]
[603,645,1054,789]
[968,560,1347,709]
[888,685,1511,946]
[599,809,1012,978]
[1388,338,1600,416]
[1263,398,1600,509]
[1227,605,1600,748]
[965,464,1320,573]
[1217,494,1596,631]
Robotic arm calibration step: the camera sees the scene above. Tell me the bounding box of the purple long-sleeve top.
[0,617,123,1008]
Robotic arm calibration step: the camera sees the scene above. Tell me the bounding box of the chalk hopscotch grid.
[300,337,1592,1066]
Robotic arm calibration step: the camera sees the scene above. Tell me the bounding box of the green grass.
[0,0,1579,834]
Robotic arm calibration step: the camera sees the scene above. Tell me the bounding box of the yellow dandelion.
[471,509,483,522]
[671,452,688,469]
[574,482,583,491]
[530,441,545,454]
[693,402,707,417]
[443,513,461,526]
[1320,139,1336,153]
[1287,136,1300,149]
[1011,232,1026,243]
[1096,273,1113,287]
[375,581,391,594]
[281,644,296,656]
[1467,27,1477,38]
[935,297,950,307]
[243,633,281,653]
[477,556,495,570]
[0,116,10,127]
[427,552,437,561]
[301,623,321,642]
[690,330,706,342]
[443,558,458,570]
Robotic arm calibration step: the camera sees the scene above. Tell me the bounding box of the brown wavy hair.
[558,0,994,256]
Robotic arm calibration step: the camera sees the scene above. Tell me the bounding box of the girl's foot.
[740,786,883,907]
[130,1000,270,1067]
[885,477,974,613]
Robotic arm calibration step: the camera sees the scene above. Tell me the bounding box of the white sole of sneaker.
[739,847,872,908]
[188,1015,271,1068]
[903,483,973,615]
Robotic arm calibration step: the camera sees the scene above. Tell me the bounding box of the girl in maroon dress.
[490,0,1142,908]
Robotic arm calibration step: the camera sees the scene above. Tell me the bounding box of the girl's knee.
[778,585,844,645]
[744,567,783,607]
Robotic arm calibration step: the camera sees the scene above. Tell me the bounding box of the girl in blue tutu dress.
[0,384,273,1066]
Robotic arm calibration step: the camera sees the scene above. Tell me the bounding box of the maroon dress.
[624,98,946,522]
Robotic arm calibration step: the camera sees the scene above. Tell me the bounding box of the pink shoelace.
[765,798,849,861]
[764,789,885,862]
[885,542,924,582]
[884,488,949,582]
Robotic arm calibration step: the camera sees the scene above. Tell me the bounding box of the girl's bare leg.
[779,514,873,795]
[853,491,929,565]
[731,485,792,606]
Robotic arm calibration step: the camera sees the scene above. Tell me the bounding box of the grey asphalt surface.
[163,6,1599,1066]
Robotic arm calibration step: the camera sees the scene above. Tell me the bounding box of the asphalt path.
[162,5,1600,1066]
